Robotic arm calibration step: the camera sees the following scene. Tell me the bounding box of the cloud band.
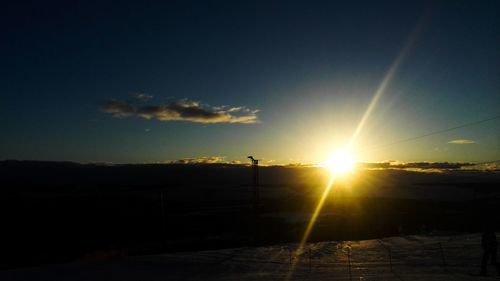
[101,97,258,124]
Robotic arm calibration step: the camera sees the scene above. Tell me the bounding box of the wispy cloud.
[170,156,225,164]
[135,93,153,102]
[100,97,258,124]
[448,139,475,145]
[168,156,243,165]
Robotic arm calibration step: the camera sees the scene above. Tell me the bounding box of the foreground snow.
[2,233,499,280]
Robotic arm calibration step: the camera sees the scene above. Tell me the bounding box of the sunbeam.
[287,18,426,280]
[285,173,337,280]
[349,16,426,149]
[349,33,420,148]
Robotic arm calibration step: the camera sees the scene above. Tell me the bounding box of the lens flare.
[323,150,355,174]
[285,174,337,280]
[286,17,425,281]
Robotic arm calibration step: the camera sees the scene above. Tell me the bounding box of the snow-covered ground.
[2,234,499,280]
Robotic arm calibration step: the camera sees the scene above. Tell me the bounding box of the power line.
[362,115,500,152]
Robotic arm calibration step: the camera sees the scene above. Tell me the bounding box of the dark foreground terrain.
[3,234,497,280]
[1,161,499,270]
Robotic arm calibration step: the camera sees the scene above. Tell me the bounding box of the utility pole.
[160,190,167,236]
[247,156,259,213]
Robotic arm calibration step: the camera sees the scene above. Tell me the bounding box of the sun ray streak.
[287,16,428,280]
[285,173,337,280]
[349,20,424,149]
[287,37,411,277]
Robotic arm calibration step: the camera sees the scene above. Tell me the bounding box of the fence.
[278,235,483,280]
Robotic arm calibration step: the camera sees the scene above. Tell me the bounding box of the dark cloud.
[101,98,258,124]
[163,160,499,172]
[161,160,488,171]
[462,161,500,171]
[359,161,477,171]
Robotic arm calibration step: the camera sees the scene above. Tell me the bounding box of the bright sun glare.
[323,149,355,174]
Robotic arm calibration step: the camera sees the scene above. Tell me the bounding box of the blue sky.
[1,0,499,164]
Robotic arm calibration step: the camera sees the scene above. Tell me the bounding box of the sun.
[323,149,356,174]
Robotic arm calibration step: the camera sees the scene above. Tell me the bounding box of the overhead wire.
[360,115,500,153]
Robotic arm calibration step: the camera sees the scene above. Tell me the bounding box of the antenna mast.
[247,156,259,212]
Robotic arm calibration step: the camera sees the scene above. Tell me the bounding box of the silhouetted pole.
[438,242,447,271]
[388,246,393,272]
[308,247,312,272]
[160,191,167,235]
[247,156,259,213]
[347,246,352,281]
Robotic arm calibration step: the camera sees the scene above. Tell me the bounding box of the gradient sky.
[1,0,499,164]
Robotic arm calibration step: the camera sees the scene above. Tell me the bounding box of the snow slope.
[2,234,499,280]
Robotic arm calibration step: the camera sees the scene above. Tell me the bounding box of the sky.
[1,0,499,164]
